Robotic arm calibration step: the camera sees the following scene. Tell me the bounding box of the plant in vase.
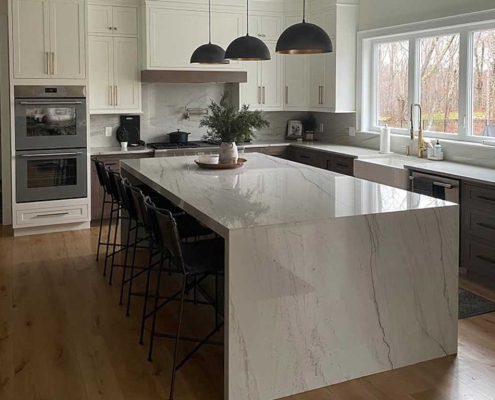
[117,128,129,151]
[200,93,270,163]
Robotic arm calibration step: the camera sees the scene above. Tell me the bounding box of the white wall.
[358,0,495,31]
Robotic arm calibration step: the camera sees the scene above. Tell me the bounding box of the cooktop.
[148,141,218,150]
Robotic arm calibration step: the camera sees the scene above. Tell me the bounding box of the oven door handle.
[20,152,83,158]
[19,101,83,105]
[433,181,454,189]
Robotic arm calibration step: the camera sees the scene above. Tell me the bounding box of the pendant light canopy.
[225,0,270,61]
[276,0,333,54]
[191,0,229,64]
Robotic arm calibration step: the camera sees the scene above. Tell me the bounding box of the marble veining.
[121,152,459,400]
[120,153,456,237]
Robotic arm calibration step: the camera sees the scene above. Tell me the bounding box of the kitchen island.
[121,153,459,400]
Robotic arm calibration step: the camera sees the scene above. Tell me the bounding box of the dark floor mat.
[459,288,495,319]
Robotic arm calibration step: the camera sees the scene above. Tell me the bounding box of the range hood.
[141,70,247,84]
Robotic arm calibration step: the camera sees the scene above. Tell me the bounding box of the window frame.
[358,11,495,143]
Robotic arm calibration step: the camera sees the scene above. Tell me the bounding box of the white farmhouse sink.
[354,154,429,189]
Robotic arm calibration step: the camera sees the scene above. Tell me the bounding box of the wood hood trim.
[141,70,247,83]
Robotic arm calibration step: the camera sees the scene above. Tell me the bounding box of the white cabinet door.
[260,16,281,41]
[310,53,325,109]
[113,6,138,36]
[260,41,282,110]
[211,11,243,68]
[113,37,140,110]
[49,0,86,79]
[89,36,114,111]
[240,61,262,110]
[88,5,113,34]
[12,0,51,78]
[283,15,309,110]
[148,8,208,69]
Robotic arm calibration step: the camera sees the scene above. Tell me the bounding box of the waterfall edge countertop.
[121,153,459,400]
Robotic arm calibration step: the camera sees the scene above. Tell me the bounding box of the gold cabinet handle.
[109,85,113,106]
[262,86,266,104]
[321,85,324,104]
[114,85,118,106]
[51,52,55,75]
[46,52,50,75]
[258,86,261,104]
[285,86,289,105]
[109,26,112,30]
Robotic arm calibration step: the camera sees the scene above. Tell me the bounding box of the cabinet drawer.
[463,238,495,279]
[463,208,495,244]
[294,149,316,166]
[16,204,89,227]
[462,182,495,213]
[331,155,354,176]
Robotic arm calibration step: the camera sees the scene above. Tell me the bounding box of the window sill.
[357,130,495,150]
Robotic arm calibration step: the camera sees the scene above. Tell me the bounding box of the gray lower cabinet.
[91,153,153,220]
[245,146,292,159]
[291,148,355,176]
[461,181,495,281]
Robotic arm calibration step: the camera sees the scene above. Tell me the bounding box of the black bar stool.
[124,186,213,320]
[144,202,224,400]
[91,158,115,262]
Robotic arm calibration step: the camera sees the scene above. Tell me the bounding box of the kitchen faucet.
[410,103,427,158]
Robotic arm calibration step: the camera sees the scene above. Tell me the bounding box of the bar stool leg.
[126,226,141,317]
[139,239,155,345]
[169,275,187,400]
[119,217,133,305]
[96,193,107,261]
[103,200,116,276]
[147,252,164,362]
[109,208,121,285]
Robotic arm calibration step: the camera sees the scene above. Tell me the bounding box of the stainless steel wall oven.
[15,86,88,203]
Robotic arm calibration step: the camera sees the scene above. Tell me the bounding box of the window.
[420,34,460,134]
[473,29,495,137]
[376,41,409,129]
[361,11,495,142]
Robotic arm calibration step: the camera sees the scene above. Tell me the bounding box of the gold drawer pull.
[476,222,495,231]
[35,212,70,218]
[476,255,495,265]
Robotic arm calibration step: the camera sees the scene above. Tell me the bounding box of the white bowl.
[198,155,219,164]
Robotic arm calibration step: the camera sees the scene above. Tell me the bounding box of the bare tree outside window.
[420,34,460,134]
[473,29,495,137]
[376,41,409,128]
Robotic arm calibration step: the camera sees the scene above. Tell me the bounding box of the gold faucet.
[410,103,427,158]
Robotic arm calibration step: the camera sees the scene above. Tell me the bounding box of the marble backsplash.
[313,112,495,169]
[90,83,306,147]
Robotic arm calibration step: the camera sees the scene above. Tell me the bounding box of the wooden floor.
[1,225,495,400]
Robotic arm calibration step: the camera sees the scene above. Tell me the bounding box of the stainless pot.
[167,129,190,143]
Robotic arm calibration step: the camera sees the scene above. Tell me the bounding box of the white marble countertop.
[121,153,455,237]
[404,160,495,186]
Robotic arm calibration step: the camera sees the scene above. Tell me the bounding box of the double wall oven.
[15,86,88,203]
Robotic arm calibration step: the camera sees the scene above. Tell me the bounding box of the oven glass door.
[16,149,88,203]
[15,99,87,150]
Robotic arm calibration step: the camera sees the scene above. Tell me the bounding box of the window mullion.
[459,30,470,139]
[408,37,418,135]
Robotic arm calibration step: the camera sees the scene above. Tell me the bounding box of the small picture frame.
[287,120,303,138]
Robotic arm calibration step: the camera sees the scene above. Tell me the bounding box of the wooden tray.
[194,158,247,170]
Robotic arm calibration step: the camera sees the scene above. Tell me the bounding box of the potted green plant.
[302,115,317,141]
[116,128,129,151]
[200,93,270,163]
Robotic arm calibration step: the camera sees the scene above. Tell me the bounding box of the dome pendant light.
[191,0,229,64]
[225,0,270,61]
[276,0,333,54]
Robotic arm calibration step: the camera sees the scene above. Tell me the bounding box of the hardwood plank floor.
[1,224,495,400]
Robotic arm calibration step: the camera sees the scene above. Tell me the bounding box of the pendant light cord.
[302,0,306,23]
[208,0,212,43]
[246,0,249,36]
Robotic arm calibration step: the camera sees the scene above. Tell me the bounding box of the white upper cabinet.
[283,15,309,110]
[146,4,243,70]
[12,0,51,79]
[88,36,114,111]
[12,0,85,79]
[309,4,357,112]
[248,14,281,41]
[113,37,140,110]
[50,0,86,79]
[88,5,138,36]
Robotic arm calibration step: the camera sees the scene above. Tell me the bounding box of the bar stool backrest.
[92,158,109,193]
[107,170,122,203]
[129,187,154,234]
[146,203,185,272]
[120,178,138,220]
